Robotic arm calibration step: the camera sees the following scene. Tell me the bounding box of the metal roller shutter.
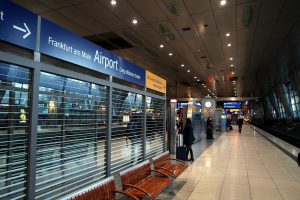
[145,97,165,159]
[35,72,108,199]
[110,89,144,174]
[0,63,31,200]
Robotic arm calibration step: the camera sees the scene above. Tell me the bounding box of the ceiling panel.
[192,11,218,36]
[151,21,182,42]
[238,29,255,46]
[39,0,71,9]
[133,25,164,46]
[270,19,297,40]
[12,0,51,13]
[41,11,91,36]
[58,6,108,34]
[171,16,199,39]
[214,6,237,32]
[210,0,237,10]
[183,0,211,14]
[258,0,285,25]
[280,0,300,20]
[184,38,206,53]
[154,0,190,19]
[254,23,276,43]
[98,0,146,27]
[127,0,168,23]
[77,1,127,30]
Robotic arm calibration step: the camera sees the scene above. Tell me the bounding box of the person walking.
[206,116,214,139]
[237,116,244,133]
[183,118,195,161]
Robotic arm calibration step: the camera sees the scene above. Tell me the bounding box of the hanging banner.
[146,71,166,94]
[40,18,145,86]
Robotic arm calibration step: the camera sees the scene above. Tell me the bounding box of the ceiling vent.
[85,32,134,50]
[182,27,191,31]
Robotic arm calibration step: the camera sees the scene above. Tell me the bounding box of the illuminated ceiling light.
[132,19,138,24]
[220,0,226,6]
[197,79,200,82]
[159,44,164,48]
[204,85,207,88]
[233,82,236,84]
[230,57,233,60]
[227,43,231,47]
[181,64,185,67]
[202,84,204,86]
[110,0,117,5]
[194,76,197,79]
[226,33,230,37]
[168,52,173,56]
[232,72,235,75]
[187,70,190,73]
[230,64,234,67]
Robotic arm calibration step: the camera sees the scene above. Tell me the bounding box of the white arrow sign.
[13,23,31,39]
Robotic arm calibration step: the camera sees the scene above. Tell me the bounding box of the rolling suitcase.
[176,146,186,161]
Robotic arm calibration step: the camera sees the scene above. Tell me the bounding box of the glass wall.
[285,83,300,118]
[111,89,144,174]
[145,97,165,159]
[0,62,31,199]
[36,72,108,199]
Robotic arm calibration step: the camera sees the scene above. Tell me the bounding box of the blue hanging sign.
[0,1,37,50]
[40,18,145,86]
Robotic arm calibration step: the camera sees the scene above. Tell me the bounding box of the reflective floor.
[157,125,300,200]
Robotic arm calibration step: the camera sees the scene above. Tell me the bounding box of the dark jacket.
[183,126,195,146]
[237,118,244,127]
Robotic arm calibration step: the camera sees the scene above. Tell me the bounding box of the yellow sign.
[146,71,167,94]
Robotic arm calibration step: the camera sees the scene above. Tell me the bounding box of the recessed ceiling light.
[232,72,235,75]
[220,0,226,6]
[230,57,233,60]
[187,70,190,73]
[160,44,164,48]
[227,43,231,47]
[194,76,197,79]
[202,84,205,86]
[233,82,236,84]
[132,19,138,24]
[181,64,184,67]
[197,79,200,82]
[111,0,117,5]
[204,85,207,88]
[230,64,234,67]
[226,33,230,37]
[169,52,173,56]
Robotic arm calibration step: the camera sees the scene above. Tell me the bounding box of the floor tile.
[187,192,219,200]
[278,189,300,200]
[221,183,251,198]
[250,187,283,200]
[248,177,276,188]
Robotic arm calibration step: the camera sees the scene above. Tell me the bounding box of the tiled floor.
[157,125,300,200]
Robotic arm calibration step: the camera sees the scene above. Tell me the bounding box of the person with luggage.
[237,115,244,133]
[183,118,195,161]
[206,116,214,139]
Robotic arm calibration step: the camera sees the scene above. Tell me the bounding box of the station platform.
[158,125,300,200]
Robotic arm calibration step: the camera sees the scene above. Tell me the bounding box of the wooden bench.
[61,176,139,200]
[119,160,173,199]
[152,151,187,178]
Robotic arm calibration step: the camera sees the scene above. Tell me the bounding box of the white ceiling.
[12,0,300,97]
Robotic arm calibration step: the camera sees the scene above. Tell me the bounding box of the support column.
[169,100,177,154]
[106,76,112,177]
[26,66,40,200]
